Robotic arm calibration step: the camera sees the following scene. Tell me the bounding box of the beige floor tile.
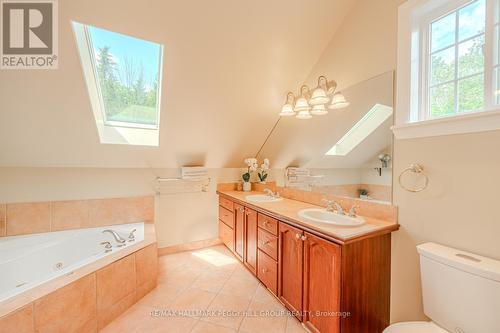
[239,299,288,333]
[169,287,218,316]
[219,274,259,300]
[137,283,185,308]
[158,264,205,285]
[191,270,232,293]
[191,321,237,333]
[200,293,251,330]
[285,316,308,333]
[253,283,281,304]
[231,265,256,280]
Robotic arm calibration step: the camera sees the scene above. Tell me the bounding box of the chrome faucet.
[263,188,280,198]
[127,229,137,242]
[323,199,345,215]
[102,229,126,244]
[348,205,360,218]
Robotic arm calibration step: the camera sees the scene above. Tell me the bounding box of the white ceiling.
[0,0,357,168]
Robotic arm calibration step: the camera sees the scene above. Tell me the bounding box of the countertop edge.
[217,190,400,245]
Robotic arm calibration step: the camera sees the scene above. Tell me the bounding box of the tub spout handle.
[128,229,137,242]
[100,241,112,253]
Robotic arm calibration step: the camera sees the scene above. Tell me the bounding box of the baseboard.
[158,238,222,256]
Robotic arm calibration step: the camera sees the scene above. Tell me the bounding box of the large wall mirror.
[258,71,394,204]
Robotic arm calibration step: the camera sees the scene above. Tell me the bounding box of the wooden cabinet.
[303,232,341,333]
[257,249,278,294]
[234,203,245,261]
[244,207,258,274]
[218,194,392,333]
[278,222,304,320]
[219,220,233,251]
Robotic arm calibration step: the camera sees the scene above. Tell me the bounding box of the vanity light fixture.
[279,92,296,116]
[279,75,349,119]
[294,85,312,120]
[311,104,328,116]
[329,92,350,109]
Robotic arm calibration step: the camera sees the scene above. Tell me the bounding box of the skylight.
[72,22,163,146]
[325,104,393,156]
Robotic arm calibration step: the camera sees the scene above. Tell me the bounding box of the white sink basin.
[245,194,283,203]
[298,208,365,227]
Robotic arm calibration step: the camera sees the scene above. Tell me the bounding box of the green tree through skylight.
[89,26,162,126]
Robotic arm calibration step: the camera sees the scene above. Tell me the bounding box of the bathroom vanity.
[218,190,399,333]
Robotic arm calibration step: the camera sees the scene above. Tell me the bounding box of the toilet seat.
[383,321,449,333]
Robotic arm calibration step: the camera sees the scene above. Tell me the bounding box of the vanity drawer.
[219,220,234,251]
[258,228,278,260]
[257,213,278,236]
[257,249,278,295]
[219,197,234,211]
[219,206,234,228]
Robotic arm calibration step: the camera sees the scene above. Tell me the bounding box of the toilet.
[384,242,500,333]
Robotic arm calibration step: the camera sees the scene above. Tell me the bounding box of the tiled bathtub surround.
[218,183,397,223]
[0,196,154,237]
[0,243,158,333]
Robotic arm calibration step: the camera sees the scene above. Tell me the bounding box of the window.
[394,0,500,139]
[72,22,163,146]
[427,0,486,118]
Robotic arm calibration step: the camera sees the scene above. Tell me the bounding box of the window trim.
[394,0,500,139]
[72,21,163,146]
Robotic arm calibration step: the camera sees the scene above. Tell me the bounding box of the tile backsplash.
[0,196,154,237]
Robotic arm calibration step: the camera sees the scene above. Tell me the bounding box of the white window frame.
[72,21,163,146]
[394,0,500,139]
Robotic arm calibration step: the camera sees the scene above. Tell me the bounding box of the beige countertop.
[218,190,399,244]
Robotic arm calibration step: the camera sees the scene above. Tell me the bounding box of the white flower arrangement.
[243,158,258,182]
[258,158,270,183]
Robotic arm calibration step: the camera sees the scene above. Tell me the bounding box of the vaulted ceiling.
[0,0,357,168]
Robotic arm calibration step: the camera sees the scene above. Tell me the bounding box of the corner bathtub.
[0,222,144,303]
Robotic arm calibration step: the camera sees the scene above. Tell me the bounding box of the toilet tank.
[417,243,500,333]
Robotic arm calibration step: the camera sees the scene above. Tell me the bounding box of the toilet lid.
[384,322,449,333]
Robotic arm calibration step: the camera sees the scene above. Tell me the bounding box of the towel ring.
[399,164,429,193]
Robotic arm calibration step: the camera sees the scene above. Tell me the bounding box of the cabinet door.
[278,222,304,320]
[219,220,234,252]
[234,203,245,261]
[244,208,258,274]
[303,232,341,333]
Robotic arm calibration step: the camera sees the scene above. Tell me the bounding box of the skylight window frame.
[81,24,163,131]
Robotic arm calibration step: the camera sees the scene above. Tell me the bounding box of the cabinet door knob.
[301,235,307,241]
[295,233,301,239]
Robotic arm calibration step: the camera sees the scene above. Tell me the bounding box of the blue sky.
[431,0,485,52]
[88,25,162,89]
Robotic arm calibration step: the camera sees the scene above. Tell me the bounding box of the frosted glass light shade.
[296,109,312,119]
[309,87,329,106]
[294,97,310,112]
[311,104,328,116]
[279,103,295,116]
[329,92,350,109]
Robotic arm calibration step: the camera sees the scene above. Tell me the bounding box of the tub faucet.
[102,229,126,244]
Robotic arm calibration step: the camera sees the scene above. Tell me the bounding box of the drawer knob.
[263,221,269,226]
[295,233,301,239]
[262,268,268,273]
[261,240,270,246]
[301,235,307,241]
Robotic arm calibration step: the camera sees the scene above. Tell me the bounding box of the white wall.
[0,167,242,248]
